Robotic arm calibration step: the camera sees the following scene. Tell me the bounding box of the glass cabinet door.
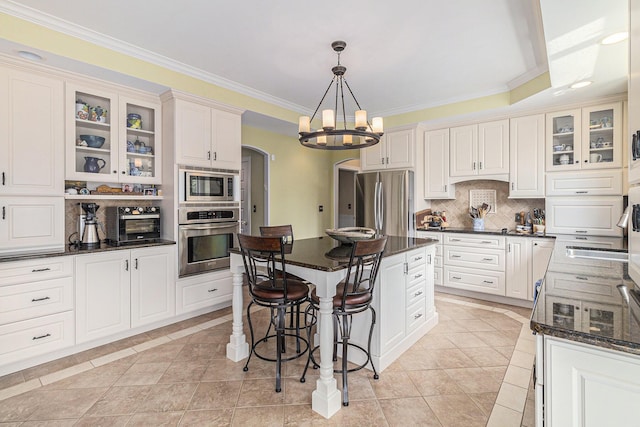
[546,109,581,171]
[66,85,119,182]
[119,97,161,185]
[583,303,622,339]
[582,102,622,169]
[547,297,579,330]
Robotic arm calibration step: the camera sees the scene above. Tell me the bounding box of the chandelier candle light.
[298,41,383,149]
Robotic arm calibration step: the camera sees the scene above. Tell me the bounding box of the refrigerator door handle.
[373,181,379,232]
[378,181,384,232]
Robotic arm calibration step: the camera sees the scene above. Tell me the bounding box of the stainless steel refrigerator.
[355,170,415,236]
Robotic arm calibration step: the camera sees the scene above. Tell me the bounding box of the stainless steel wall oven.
[178,206,239,277]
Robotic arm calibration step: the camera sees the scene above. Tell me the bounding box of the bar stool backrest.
[260,224,294,244]
[238,234,292,301]
[340,236,388,310]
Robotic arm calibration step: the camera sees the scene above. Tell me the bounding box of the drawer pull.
[450,238,461,242]
[31,296,51,302]
[413,256,423,261]
[452,276,462,280]
[482,280,494,284]
[208,288,218,292]
[451,254,461,258]
[575,276,588,281]
[414,290,423,297]
[31,268,51,273]
[414,313,423,320]
[482,258,493,261]
[414,273,423,279]
[481,241,492,244]
[32,333,51,340]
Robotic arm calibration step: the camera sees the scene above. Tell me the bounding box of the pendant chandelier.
[298,41,383,150]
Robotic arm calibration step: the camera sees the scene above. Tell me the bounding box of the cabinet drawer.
[0,256,73,286]
[545,196,623,237]
[434,244,442,257]
[444,234,506,249]
[0,311,74,366]
[406,300,426,333]
[406,281,426,307]
[177,273,233,314]
[407,264,426,287]
[444,246,505,271]
[546,170,623,196]
[549,235,624,276]
[0,277,73,325]
[406,249,427,270]
[434,267,443,286]
[444,265,506,296]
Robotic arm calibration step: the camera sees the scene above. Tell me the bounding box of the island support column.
[226,253,249,361]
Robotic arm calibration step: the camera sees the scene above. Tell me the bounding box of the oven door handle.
[180,224,238,231]
[120,214,160,220]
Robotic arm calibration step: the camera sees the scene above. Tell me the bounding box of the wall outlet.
[515,213,522,222]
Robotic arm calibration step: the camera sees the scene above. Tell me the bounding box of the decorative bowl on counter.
[325,227,376,244]
[79,135,105,148]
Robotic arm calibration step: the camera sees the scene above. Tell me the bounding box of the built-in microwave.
[180,169,237,202]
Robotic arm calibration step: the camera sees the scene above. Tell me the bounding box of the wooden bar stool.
[300,236,387,406]
[238,234,309,392]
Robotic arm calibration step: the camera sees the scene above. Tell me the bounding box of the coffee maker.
[79,203,101,247]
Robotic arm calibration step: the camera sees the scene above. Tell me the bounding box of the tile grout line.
[434,295,533,426]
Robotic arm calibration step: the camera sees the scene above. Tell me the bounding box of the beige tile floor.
[0,292,536,426]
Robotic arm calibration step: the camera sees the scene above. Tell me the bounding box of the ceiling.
[0,0,629,133]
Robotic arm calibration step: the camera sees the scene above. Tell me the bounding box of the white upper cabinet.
[0,67,64,195]
[509,114,545,198]
[449,120,509,182]
[163,91,243,171]
[361,128,414,171]
[65,82,162,184]
[546,102,622,171]
[423,128,454,199]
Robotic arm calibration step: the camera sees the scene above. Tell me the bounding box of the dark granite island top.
[230,235,438,272]
[530,246,640,356]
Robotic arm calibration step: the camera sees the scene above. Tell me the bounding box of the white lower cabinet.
[176,268,233,314]
[506,237,554,301]
[0,256,74,371]
[76,246,175,344]
[0,196,65,255]
[130,246,175,328]
[416,231,442,285]
[351,245,437,371]
[541,337,640,427]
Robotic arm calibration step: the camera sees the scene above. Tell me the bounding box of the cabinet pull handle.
[575,230,588,234]
[386,157,389,164]
[414,291,423,297]
[482,280,494,284]
[2,206,4,220]
[1,172,4,185]
[575,191,588,194]
[444,184,447,192]
[452,276,462,280]
[479,161,483,170]
[414,273,423,279]
[575,236,587,240]
[33,333,51,340]
[511,182,514,190]
[381,157,384,164]
[414,256,423,261]
[427,254,432,264]
[135,258,138,270]
[481,241,492,244]
[482,258,493,261]
[32,296,51,302]
[451,254,461,258]
[473,162,476,170]
[214,152,218,161]
[208,288,218,292]
[508,243,511,252]
[414,313,423,320]
[31,267,51,273]
[575,276,589,281]
[125,259,129,271]
[451,238,461,242]
[207,151,211,160]
[403,262,408,275]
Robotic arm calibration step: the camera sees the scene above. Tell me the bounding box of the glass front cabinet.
[546,102,622,171]
[65,83,161,185]
[545,295,622,339]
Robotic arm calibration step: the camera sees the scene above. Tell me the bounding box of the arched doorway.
[241,146,269,235]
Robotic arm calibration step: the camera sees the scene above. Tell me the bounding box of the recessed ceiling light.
[570,81,592,89]
[602,32,629,45]
[17,50,43,61]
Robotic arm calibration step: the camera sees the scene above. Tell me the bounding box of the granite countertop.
[417,226,556,239]
[530,245,640,355]
[0,239,176,263]
[231,235,437,272]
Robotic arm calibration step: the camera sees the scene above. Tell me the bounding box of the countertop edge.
[416,227,556,239]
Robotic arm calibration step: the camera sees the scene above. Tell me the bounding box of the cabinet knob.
[121,170,126,174]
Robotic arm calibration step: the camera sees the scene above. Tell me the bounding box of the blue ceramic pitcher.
[83,157,106,173]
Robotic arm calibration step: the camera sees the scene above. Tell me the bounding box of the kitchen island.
[530,245,639,427]
[227,235,438,419]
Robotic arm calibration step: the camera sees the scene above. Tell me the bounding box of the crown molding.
[0,0,309,114]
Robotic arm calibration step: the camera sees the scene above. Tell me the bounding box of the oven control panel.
[117,206,159,215]
[178,207,239,224]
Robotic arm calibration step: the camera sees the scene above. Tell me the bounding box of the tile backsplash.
[428,180,544,230]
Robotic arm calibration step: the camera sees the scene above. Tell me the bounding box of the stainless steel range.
[178,206,239,277]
